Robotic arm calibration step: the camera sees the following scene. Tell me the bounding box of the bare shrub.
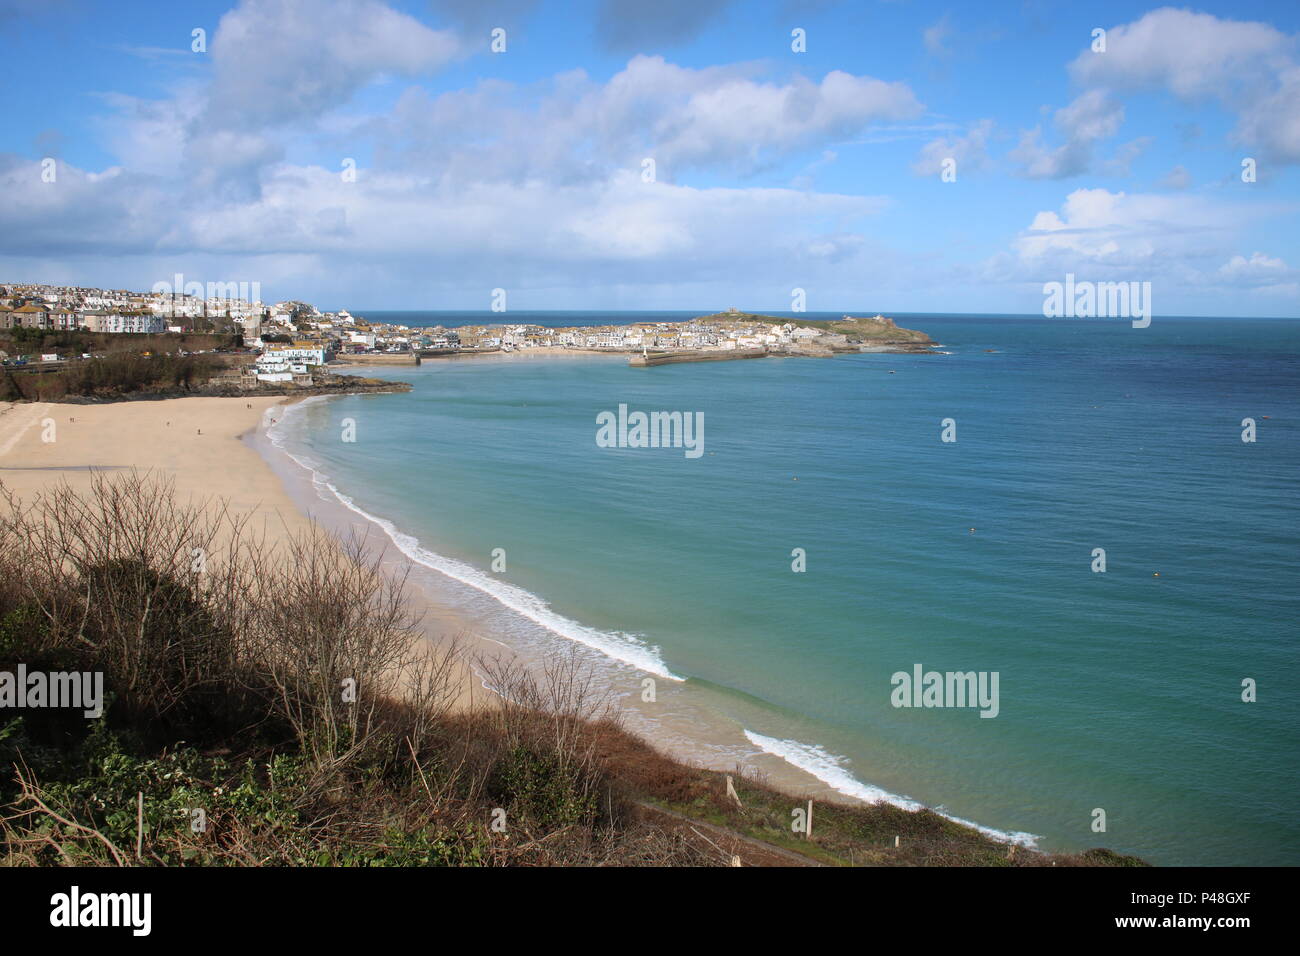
[0,472,460,759]
[468,650,616,834]
[248,528,430,780]
[0,472,260,738]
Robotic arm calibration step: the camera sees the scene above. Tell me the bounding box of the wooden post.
[136,792,143,861]
[806,799,813,839]
[894,834,900,848]
[725,775,743,808]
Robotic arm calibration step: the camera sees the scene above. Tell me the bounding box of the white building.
[82,310,166,334]
[262,345,332,365]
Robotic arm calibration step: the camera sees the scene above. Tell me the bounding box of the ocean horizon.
[350,309,1300,327]
[263,312,1300,866]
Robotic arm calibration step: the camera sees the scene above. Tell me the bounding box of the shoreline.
[246,398,502,712]
[1,388,1042,851]
[251,383,1044,849]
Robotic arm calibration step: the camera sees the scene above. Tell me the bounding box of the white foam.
[262,404,683,681]
[743,729,1040,847]
[262,397,1035,848]
[264,398,326,471]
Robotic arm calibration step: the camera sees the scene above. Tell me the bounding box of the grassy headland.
[695,311,936,348]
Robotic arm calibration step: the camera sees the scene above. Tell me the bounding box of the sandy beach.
[0,395,486,711]
[0,397,313,537]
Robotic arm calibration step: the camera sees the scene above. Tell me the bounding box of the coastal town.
[0,282,934,383]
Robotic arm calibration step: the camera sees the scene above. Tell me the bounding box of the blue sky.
[1,0,1297,315]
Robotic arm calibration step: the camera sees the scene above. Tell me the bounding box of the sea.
[259,312,1300,865]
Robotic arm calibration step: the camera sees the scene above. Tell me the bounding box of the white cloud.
[912,119,992,176]
[372,55,922,182]
[1158,164,1192,190]
[1009,90,1124,178]
[94,88,205,176]
[0,150,893,304]
[1069,7,1300,164]
[1,0,925,308]
[175,0,459,193]
[923,14,952,58]
[1069,7,1290,100]
[5,0,1292,317]
[654,66,922,170]
[1055,88,1125,141]
[0,158,170,256]
[1235,66,1300,166]
[1014,187,1237,262]
[203,0,460,129]
[986,188,1296,306]
[1219,251,1292,280]
[1100,136,1152,177]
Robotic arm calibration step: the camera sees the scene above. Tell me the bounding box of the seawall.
[335,352,421,366]
[630,348,768,367]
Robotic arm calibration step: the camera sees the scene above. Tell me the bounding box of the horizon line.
[339,309,1300,321]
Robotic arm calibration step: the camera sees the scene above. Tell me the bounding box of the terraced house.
[81,309,166,333]
[9,304,52,329]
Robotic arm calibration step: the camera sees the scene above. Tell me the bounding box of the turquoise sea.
[264,313,1299,865]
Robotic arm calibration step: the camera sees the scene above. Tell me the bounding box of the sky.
[0,0,1297,316]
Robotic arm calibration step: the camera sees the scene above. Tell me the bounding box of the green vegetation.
[0,474,1144,867]
[0,351,222,402]
[0,329,243,401]
[0,328,237,358]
